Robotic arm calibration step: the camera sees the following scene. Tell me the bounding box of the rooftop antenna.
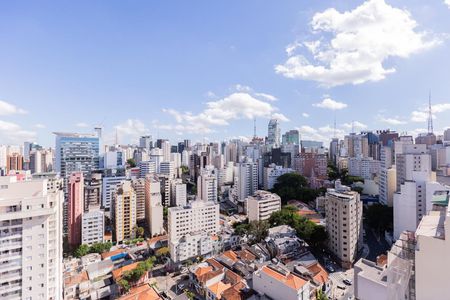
[428,90,433,134]
[115,128,118,145]
[253,117,257,138]
[352,120,355,134]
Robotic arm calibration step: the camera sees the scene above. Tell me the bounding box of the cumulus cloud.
[297,124,345,143]
[160,89,288,135]
[0,100,27,115]
[114,119,150,143]
[446,0,450,8]
[313,98,347,110]
[410,103,450,123]
[302,113,310,118]
[275,0,440,86]
[377,115,407,125]
[342,121,368,130]
[0,120,36,143]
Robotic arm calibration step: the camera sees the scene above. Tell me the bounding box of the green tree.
[127,158,137,168]
[268,207,327,248]
[316,289,328,300]
[247,220,269,244]
[89,241,112,254]
[155,247,170,258]
[74,244,90,258]
[181,165,189,174]
[271,173,321,204]
[118,279,131,294]
[134,226,145,238]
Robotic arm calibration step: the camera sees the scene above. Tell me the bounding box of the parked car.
[343,279,353,286]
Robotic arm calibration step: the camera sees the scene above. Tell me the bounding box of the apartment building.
[145,175,164,237]
[325,181,363,269]
[168,199,219,262]
[113,181,137,243]
[0,176,64,300]
[81,209,104,245]
[246,190,281,222]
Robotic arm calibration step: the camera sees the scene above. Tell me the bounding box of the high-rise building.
[139,135,152,150]
[197,166,218,203]
[160,161,175,179]
[68,172,84,248]
[415,195,450,300]
[293,153,327,179]
[267,119,281,148]
[379,146,396,206]
[0,176,64,299]
[132,178,146,221]
[281,129,300,145]
[54,132,100,178]
[102,174,126,211]
[168,199,219,262]
[444,128,450,142]
[83,171,102,211]
[234,161,258,208]
[393,144,434,239]
[171,179,187,207]
[161,140,171,162]
[325,181,363,268]
[246,190,281,221]
[145,174,164,236]
[81,209,104,245]
[113,181,137,243]
[6,153,23,173]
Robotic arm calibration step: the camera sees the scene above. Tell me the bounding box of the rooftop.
[355,259,388,285]
[415,210,446,239]
[260,266,308,290]
[118,284,162,300]
[112,262,140,281]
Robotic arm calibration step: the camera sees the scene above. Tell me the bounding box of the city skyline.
[1,0,450,146]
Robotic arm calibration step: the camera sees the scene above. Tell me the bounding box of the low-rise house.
[190,258,249,300]
[112,262,149,289]
[253,265,311,300]
[118,283,162,300]
[86,259,114,280]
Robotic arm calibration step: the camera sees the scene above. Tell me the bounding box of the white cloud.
[34,123,46,129]
[255,93,278,101]
[409,102,450,123]
[275,0,440,86]
[296,124,345,143]
[342,121,368,130]
[76,122,89,128]
[377,116,407,125]
[161,89,288,135]
[114,119,149,143]
[411,111,429,123]
[0,120,36,143]
[313,98,347,110]
[234,84,252,93]
[445,0,450,8]
[0,100,27,115]
[302,113,310,118]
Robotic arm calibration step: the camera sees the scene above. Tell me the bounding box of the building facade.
[0,176,64,299]
[325,181,363,269]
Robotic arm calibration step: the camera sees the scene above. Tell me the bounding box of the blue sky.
[0,0,450,147]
